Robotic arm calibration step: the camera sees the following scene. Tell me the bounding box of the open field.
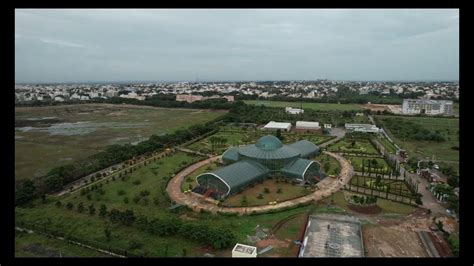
[15,230,111,257]
[244,100,363,111]
[15,104,225,181]
[375,115,459,161]
[327,138,379,155]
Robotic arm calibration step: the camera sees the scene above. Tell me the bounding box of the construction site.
[298,214,364,257]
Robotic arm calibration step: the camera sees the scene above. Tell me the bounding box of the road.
[166,151,354,214]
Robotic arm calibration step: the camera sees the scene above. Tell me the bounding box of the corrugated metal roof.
[288,140,320,158]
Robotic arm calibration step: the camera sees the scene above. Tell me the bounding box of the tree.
[77,202,84,213]
[88,204,96,215]
[66,202,74,210]
[263,187,270,194]
[104,225,112,242]
[55,201,62,208]
[99,204,107,217]
[15,180,36,205]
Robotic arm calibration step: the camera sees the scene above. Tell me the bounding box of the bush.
[55,201,62,208]
[133,195,141,204]
[123,197,129,204]
[66,202,74,210]
[117,190,126,196]
[277,188,282,194]
[257,194,263,199]
[132,180,141,185]
[263,188,270,194]
[128,240,143,250]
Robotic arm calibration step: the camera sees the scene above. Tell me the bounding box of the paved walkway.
[166,151,354,214]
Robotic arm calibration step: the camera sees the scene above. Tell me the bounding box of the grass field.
[223,179,312,207]
[244,100,363,111]
[321,191,415,215]
[378,137,397,154]
[375,115,459,161]
[15,104,225,181]
[327,138,379,155]
[346,156,392,173]
[15,230,111,257]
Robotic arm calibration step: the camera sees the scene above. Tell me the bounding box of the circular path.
[166,151,354,215]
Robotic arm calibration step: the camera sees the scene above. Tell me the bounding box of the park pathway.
[166,151,354,215]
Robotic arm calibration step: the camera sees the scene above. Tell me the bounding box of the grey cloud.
[15,9,459,82]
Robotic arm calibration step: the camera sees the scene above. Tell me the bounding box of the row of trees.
[134,215,235,249]
[16,118,222,206]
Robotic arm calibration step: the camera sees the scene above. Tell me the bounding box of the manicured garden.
[378,136,397,154]
[327,138,379,155]
[346,156,392,173]
[314,153,340,176]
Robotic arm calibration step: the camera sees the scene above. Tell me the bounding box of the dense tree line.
[134,215,235,249]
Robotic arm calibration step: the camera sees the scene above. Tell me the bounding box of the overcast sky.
[15,9,459,83]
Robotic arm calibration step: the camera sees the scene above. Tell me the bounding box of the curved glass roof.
[255,135,283,150]
[238,144,301,160]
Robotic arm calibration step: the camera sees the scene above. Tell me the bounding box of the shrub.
[66,202,73,210]
[86,194,92,200]
[277,188,282,194]
[133,180,141,185]
[133,195,141,204]
[117,190,126,196]
[124,197,129,204]
[55,201,62,208]
[77,202,84,213]
[263,188,270,194]
[128,240,143,250]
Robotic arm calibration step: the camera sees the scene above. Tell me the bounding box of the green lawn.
[327,138,379,155]
[223,178,312,207]
[321,191,415,215]
[244,100,363,111]
[375,115,459,161]
[15,104,225,181]
[378,137,397,154]
[16,230,111,257]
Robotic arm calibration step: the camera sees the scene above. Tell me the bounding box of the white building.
[285,107,304,115]
[323,124,332,129]
[345,123,380,133]
[263,121,292,132]
[295,121,321,131]
[402,99,453,115]
[232,243,257,258]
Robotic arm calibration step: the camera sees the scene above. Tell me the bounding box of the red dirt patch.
[348,204,382,214]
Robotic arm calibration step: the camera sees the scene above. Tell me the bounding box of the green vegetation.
[245,100,363,111]
[349,176,415,198]
[314,153,340,176]
[15,230,111,257]
[378,137,397,154]
[223,178,311,207]
[347,156,392,173]
[447,234,459,256]
[375,115,459,161]
[327,138,379,155]
[181,162,220,192]
[15,104,225,182]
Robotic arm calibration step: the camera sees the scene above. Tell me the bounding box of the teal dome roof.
[255,135,283,151]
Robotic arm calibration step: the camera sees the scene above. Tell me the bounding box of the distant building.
[295,121,321,132]
[323,124,332,129]
[176,94,234,103]
[402,99,453,115]
[345,123,380,134]
[285,107,304,115]
[232,244,258,258]
[263,121,292,132]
